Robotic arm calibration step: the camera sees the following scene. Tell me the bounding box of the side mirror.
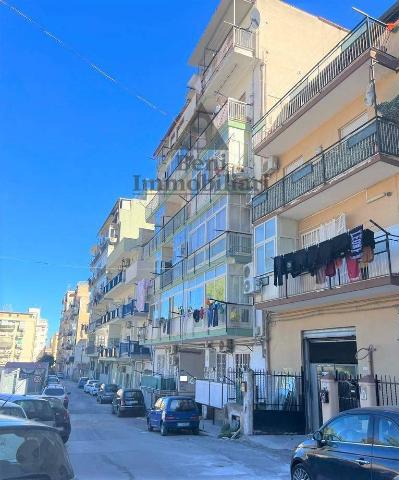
[313,431,323,443]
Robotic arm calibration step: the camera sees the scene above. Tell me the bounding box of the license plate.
[177,422,190,427]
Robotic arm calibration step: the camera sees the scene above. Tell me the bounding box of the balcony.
[145,193,161,223]
[159,232,252,290]
[141,374,176,391]
[253,18,397,156]
[118,341,150,359]
[252,117,399,222]
[85,344,97,355]
[200,27,255,101]
[142,303,254,345]
[258,233,399,313]
[103,271,124,295]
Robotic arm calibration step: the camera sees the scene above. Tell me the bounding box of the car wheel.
[192,427,199,435]
[292,464,312,480]
[160,422,168,436]
[147,420,153,432]
[62,435,69,444]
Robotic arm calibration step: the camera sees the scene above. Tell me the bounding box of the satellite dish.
[249,7,261,32]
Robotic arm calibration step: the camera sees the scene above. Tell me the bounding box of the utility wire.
[0,0,168,116]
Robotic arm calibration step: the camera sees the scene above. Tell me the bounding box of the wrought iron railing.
[253,17,390,150]
[118,340,150,358]
[201,27,255,92]
[253,117,399,221]
[265,233,397,303]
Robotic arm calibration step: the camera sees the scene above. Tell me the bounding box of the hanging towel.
[349,226,363,259]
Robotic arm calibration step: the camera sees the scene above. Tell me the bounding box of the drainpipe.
[262,310,271,370]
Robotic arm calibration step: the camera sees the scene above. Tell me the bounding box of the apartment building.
[138,0,347,412]
[87,197,154,388]
[251,6,399,431]
[57,282,90,378]
[0,308,48,366]
[49,333,59,361]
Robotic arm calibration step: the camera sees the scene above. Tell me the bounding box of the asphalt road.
[65,381,291,480]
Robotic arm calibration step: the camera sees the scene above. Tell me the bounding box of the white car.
[83,379,98,393]
[89,382,101,396]
[42,385,70,408]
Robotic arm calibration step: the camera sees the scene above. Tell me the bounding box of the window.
[168,399,197,412]
[375,417,399,447]
[216,353,226,381]
[205,277,225,302]
[284,156,304,176]
[339,112,368,139]
[254,217,276,276]
[322,414,371,444]
[235,353,250,370]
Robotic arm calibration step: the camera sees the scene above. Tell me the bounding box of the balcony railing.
[253,117,399,221]
[143,303,253,345]
[145,194,161,221]
[201,26,255,92]
[103,271,124,295]
[118,341,150,358]
[159,232,252,290]
[266,233,398,305]
[252,17,390,150]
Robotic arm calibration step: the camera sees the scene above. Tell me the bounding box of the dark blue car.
[147,396,200,436]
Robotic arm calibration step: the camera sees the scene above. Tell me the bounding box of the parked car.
[0,414,74,479]
[56,372,65,379]
[42,385,70,409]
[0,400,27,419]
[45,396,71,444]
[97,383,118,404]
[0,394,56,427]
[84,379,98,393]
[46,375,60,386]
[291,406,399,480]
[89,381,101,396]
[147,396,200,435]
[78,376,89,388]
[112,388,146,417]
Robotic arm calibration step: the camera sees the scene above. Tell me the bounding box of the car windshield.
[44,388,64,396]
[45,397,64,410]
[14,400,54,421]
[0,407,25,419]
[168,399,197,412]
[124,391,143,401]
[0,427,74,479]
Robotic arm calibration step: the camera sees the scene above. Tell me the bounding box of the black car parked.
[291,407,399,480]
[45,396,71,443]
[97,383,118,404]
[111,389,146,417]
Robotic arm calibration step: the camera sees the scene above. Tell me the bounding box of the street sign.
[33,375,42,384]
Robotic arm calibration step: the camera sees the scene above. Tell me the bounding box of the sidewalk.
[200,419,306,451]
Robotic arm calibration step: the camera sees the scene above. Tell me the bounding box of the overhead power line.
[0,0,168,116]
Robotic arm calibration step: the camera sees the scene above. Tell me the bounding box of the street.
[65,382,292,479]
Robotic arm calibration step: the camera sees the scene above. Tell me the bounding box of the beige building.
[137,0,347,410]
[57,282,90,377]
[87,197,154,387]
[0,308,48,366]
[251,6,399,430]
[49,333,59,361]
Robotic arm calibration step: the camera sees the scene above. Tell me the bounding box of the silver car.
[0,401,27,419]
[0,414,74,479]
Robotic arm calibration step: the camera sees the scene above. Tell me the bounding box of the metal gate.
[253,370,305,434]
[376,375,399,406]
[336,372,360,412]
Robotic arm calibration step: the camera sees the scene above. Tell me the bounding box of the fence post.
[320,374,339,424]
[242,369,254,435]
[359,375,378,408]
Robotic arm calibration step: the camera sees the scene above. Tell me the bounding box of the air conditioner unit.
[261,156,279,175]
[243,263,261,295]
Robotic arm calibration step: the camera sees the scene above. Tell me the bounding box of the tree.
[38,354,55,368]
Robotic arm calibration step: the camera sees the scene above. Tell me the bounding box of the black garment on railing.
[273,226,375,286]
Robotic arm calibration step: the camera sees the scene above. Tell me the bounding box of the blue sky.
[0,0,393,339]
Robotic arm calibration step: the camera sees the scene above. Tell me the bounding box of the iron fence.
[376,375,399,406]
[336,372,361,412]
[253,370,304,412]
